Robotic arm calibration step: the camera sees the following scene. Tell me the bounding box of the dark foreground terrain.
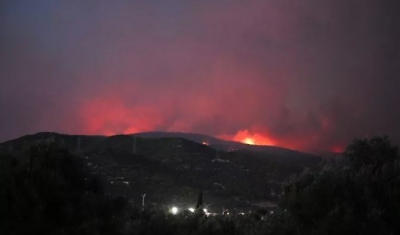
[1,133,399,234]
[0,132,321,212]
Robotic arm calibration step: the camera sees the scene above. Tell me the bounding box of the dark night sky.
[0,0,399,152]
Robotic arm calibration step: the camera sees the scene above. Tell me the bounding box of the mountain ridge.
[0,131,327,212]
[0,131,321,157]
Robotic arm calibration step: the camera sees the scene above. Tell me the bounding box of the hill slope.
[0,132,323,212]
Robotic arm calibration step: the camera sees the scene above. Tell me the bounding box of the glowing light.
[243,137,255,145]
[203,208,208,213]
[202,141,209,145]
[228,129,275,146]
[171,207,179,215]
[188,208,195,212]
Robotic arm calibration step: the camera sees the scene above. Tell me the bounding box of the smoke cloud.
[1,0,399,152]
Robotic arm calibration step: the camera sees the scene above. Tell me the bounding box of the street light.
[142,194,146,211]
[171,206,179,215]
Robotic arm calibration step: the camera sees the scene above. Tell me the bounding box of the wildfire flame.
[78,96,344,152]
[231,130,275,146]
[243,137,255,145]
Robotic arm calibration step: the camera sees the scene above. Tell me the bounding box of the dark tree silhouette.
[196,190,203,209]
[0,142,125,235]
[281,136,400,235]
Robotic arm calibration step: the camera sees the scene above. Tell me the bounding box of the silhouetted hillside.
[0,132,323,212]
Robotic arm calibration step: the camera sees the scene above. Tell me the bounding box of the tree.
[344,136,399,171]
[280,136,400,235]
[196,190,203,209]
[0,142,125,235]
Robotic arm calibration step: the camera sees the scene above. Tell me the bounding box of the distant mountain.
[0,132,324,213]
[135,131,321,164]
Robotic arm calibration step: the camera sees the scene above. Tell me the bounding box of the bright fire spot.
[243,138,255,145]
[202,141,209,145]
[228,129,275,146]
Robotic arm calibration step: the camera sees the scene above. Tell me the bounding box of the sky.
[0,0,399,152]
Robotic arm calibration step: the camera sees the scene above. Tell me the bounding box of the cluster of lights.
[169,207,252,217]
[170,207,212,216]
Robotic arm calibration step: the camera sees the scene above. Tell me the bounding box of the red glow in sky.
[330,145,344,153]
[3,0,396,154]
[75,88,346,152]
[79,96,164,136]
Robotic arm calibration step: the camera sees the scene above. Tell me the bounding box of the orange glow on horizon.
[79,97,163,136]
[228,129,275,146]
[77,94,339,152]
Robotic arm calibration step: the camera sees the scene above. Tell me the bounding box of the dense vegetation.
[281,136,400,235]
[1,136,399,234]
[0,133,321,208]
[0,143,127,234]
